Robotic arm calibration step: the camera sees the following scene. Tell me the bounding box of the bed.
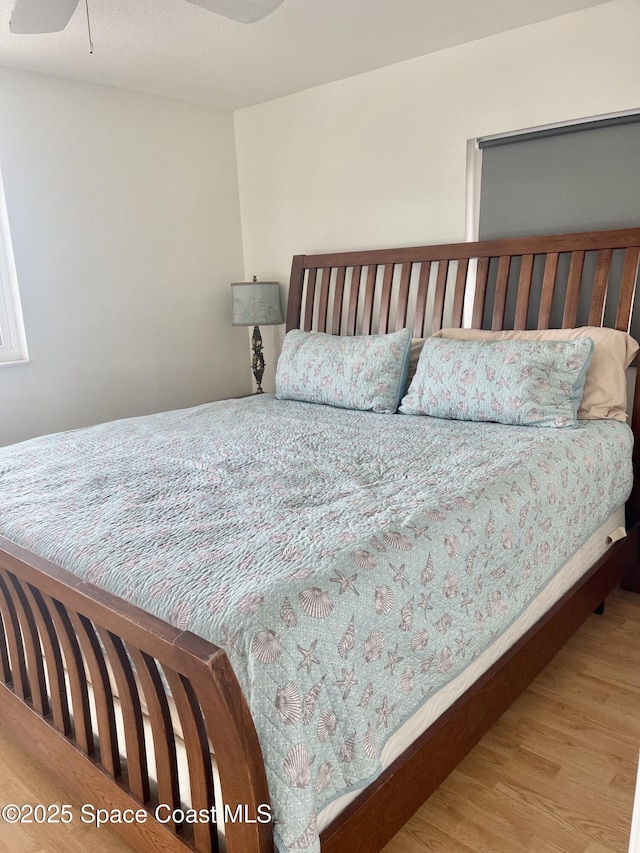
[0,227,639,853]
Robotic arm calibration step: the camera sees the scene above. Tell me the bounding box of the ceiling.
[0,0,612,110]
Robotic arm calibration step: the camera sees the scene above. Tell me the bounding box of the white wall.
[234,0,640,387]
[0,67,249,446]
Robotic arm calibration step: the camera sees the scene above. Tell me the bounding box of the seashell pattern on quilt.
[0,395,632,853]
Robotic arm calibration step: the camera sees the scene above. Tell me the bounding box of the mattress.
[0,396,633,853]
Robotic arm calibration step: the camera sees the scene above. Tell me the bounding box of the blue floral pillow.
[276,328,411,413]
[400,337,594,428]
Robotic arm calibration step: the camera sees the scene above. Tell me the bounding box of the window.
[0,164,28,364]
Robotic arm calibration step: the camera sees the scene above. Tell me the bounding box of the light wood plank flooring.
[0,588,638,853]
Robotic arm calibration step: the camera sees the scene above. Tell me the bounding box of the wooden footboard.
[0,535,273,853]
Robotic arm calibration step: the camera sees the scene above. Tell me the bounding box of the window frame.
[0,164,28,366]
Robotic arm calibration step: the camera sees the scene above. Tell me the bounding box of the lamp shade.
[231,281,284,326]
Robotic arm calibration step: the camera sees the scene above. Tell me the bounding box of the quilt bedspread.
[0,397,633,852]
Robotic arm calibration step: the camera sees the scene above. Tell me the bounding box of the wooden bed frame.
[1,227,640,853]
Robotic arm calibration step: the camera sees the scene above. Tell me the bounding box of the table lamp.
[231,277,284,393]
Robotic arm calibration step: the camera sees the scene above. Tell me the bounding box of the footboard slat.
[58,613,94,753]
[0,572,29,699]
[96,626,150,805]
[24,584,71,735]
[0,610,10,682]
[129,647,181,832]
[1,570,48,715]
[42,593,95,756]
[70,612,121,778]
[164,667,218,853]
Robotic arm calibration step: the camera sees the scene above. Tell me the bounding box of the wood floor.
[0,588,638,853]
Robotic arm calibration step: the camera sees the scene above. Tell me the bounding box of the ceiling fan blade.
[186,0,284,24]
[10,0,81,33]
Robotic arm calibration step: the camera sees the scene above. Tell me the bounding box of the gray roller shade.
[478,116,640,240]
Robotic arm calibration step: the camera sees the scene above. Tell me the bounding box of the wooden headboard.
[287,227,640,522]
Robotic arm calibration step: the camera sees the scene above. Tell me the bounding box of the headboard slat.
[472,257,490,328]
[396,263,412,331]
[413,262,431,338]
[492,255,511,331]
[318,268,331,333]
[379,264,394,334]
[362,266,377,336]
[347,266,362,335]
[514,254,534,330]
[303,269,317,332]
[431,261,449,334]
[332,267,346,335]
[538,252,559,329]
[588,249,612,327]
[451,258,468,328]
[562,250,585,329]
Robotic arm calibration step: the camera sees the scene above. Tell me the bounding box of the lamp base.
[251,325,265,394]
